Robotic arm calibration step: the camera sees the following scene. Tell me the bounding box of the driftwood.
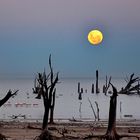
[9,114,26,119]
[88,98,97,121]
[27,124,42,130]
[128,128,140,133]
[95,101,100,121]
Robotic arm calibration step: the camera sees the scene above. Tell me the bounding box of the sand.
[0,120,140,140]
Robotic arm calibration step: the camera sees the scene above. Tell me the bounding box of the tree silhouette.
[85,74,140,140]
[0,90,18,107]
[0,90,18,140]
[33,55,59,130]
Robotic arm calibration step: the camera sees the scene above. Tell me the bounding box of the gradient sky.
[0,0,140,78]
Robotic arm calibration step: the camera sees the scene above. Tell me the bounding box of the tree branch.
[0,90,19,107]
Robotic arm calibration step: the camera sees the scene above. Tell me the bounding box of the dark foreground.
[0,120,140,140]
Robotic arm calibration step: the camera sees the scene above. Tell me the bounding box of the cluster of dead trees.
[85,73,140,140]
[78,70,140,97]
[78,70,99,97]
[77,72,140,140]
[34,71,140,140]
[0,55,58,140]
[1,55,140,140]
[34,64,140,140]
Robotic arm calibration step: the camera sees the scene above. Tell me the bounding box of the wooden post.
[138,81,140,94]
[106,75,108,89]
[79,102,82,119]
[96,70,99,93]
[120,101,122,119]
[81,88,83,93]
[78,92,82,100]
[78,82,80,93]
[91,83,94,93]
[78,88,83,100]
[103,85,106,93]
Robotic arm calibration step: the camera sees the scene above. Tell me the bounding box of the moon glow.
[88,30,103,45]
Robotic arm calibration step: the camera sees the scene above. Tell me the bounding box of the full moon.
[88,29,103,45]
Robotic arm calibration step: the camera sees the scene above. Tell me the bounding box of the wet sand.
[0,120,140,140]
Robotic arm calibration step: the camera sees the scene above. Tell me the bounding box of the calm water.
[0,78,140,120]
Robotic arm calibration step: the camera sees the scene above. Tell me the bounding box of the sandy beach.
[1,119,140,140]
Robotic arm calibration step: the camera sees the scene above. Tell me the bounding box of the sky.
[0,0,140,78]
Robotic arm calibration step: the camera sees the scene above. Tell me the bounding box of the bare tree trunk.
[104,84,120,140]
[78,82,80,93]
[49,107,54,124]
[120,101,122,119]
[79,102,82,119]
[78,92,82,100]
[42,103,50,130]
[91,83,94,93]
[49,89,56,124]
[96,70,99,93]
[85,74,140,140]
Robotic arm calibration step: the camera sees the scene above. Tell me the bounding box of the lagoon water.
[0,78,140,121]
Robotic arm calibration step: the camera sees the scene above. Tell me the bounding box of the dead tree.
[79,102,82,119]
[103,76,111,95]
[120,73,140,95]
[33,55,59,130]
[103,74,140,140]
[78,90,83,100]
[0,90,18,107]
[85,74,140,140]
[103,83,119,140]
[49,88,56,124]
[0,90,18,140]
[78,82,81,93]
[119,101,122,119]
[96,70,99,93]
[91,83,94,93]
